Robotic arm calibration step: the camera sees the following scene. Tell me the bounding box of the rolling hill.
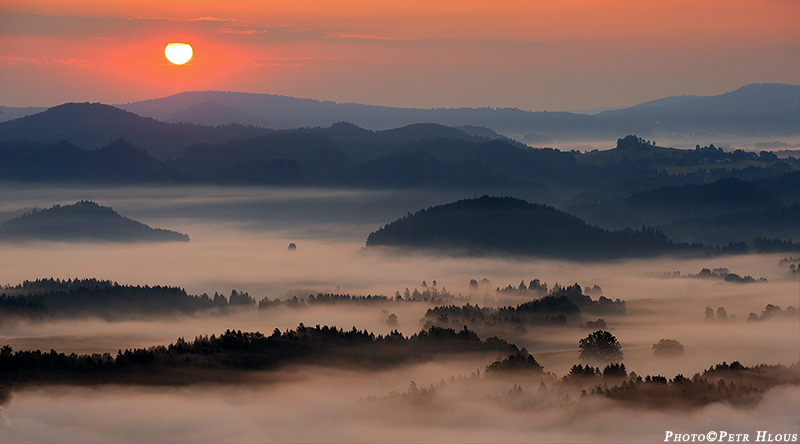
[0,102,274,159]
[114,83,799,141]
[596,83,800,136]
[366,196,700,259]
[0,201,189,243]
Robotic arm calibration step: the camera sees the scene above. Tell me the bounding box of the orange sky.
[1,0,798,110]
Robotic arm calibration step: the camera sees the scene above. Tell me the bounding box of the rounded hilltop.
[0,200,189,243]
[366,196,698,260]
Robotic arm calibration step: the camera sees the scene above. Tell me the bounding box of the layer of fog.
[0,184,797,442]
[2,368,797,443]
[0,184,472,239]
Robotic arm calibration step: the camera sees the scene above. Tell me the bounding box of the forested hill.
[0,325,513,387]
[0,201,189,243]
[0,102,275,159]
[366,196,701,260]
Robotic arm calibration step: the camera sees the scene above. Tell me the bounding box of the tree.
[704,306,715,322]
[485,348,543,375]
[579,330,623,363]
[652,339,684,357]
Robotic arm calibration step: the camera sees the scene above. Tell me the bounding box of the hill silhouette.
[118,90,641,140]
[329,151,526,189]
[114,84,798,140]
[0,102,274,159]
[658,205,800,247]
[0,201,189,243]
[2,84,797,146]
[626,177,782,213]
[597,83,800,136]
[166,100,280,127]
[0,138,175,182]
[0,105,48,123]
[366,196,698,259]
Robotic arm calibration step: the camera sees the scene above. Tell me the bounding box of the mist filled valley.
[2,0,799,437]
[0,184,798,443]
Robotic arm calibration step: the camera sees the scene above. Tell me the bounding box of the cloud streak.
[0,54,95,69]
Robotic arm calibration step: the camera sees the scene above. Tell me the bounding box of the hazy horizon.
[1,1,798,110]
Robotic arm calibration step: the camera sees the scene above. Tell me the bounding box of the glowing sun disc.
[165,43,193,65]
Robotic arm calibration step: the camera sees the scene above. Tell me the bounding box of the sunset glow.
[0,1,798,111]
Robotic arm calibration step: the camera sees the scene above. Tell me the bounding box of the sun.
[164,43,193,65]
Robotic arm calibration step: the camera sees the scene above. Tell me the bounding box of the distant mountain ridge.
[0,106,48,122]
[118,91,643,141]
[596,84,799,136]
[166,101,280,127]
[1,84,797,143]
[0,201,189,243]
[116,83,798,139]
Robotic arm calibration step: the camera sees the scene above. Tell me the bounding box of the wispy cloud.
[324,32,394,41]
[1,55,96,69]
[30,57,95,69]
[187,17,228,22]
[134,16,229,22]
[0,55,25,66]
[247,56,336,67]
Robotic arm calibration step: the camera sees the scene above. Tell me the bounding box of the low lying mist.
[2,366,797,443]
[0,184,797,442]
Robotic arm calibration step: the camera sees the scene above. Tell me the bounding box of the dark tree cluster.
[679,144,779,166]
[495,279,548,297]
[751,237,800,253]
[546,283,626,316]
[704,304,799,324]
[485,349,543,375]
[615,135,659,151]
[652,339,685,357]
[578,330,623,364]
[614,136,782,167]
[396,284,466,302]
[423,295,580,332]
[2,277,478,323]
[0,280,256,321]
[693,268,766,283]
[746,304,799,322]
[496,282,625,316]
[599,362,799,409]
[0,294,49,324]
[423,284,626,334]
[257,288,466,310]
[779,256,799,277]
[0,325,512,390]
[1,277,116,296]
[705,306,733,323]
[367,359,798,412]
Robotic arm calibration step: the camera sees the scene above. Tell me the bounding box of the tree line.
[0,324,513,391]
[0,278,470,322]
